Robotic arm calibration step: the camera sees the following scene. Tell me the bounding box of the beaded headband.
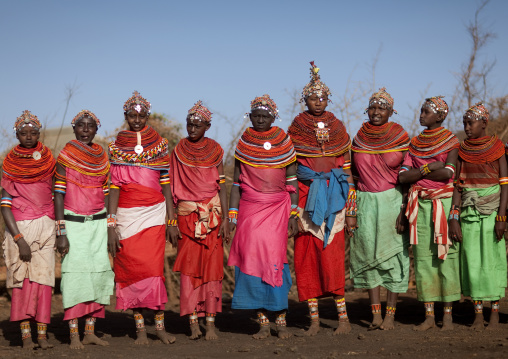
[464,102,489,122]
[250,94,279,119]
[71,109,101,127]
[423,96,448,119]
[14,110,42,132]
[366,87,397,114]
[187,100,212,122]
[123,91,151,114]
[301,61,331,103]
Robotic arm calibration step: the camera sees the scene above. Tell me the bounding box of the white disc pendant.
[317,122,325,129]
[32,151,41,160]
[263,142,271,150]
[134,145,144,154]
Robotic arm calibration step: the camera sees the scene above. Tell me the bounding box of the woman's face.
[73,116,97,145]
[250,109,275,132]
[419,105,442,129]
[463,114,486,139]
[125,110,149,132]
[305,94,328,116]
[16,126,40,149]
[367,102,393,126]
[186,117,210,142]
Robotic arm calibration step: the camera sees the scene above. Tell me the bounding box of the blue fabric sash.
[296,164,349,248]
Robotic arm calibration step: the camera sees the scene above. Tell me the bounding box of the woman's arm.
[228,159,241,238]
[161,173,180,247]
[54,163,70,256]
[217,161,230,243]
[495,154,508,240]
[1,189,31,262]
[286,162,299,238]
[399,149,458,184]
[343,151,357,236]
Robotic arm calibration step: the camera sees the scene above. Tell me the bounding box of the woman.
[350,88,410,330]
[399,96,461,331]
[108,91,176,344]
[287,62,354,336]
[55,110,114,349]
[171,101,228,340]
[228,94,298,339]
[2,111,56,349]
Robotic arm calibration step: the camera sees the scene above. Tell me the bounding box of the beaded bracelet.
[13,233,24,242]
[1,196,13,208]
[167,219,178,227]
[445,163,456,176]
[219,175,226,184]
[290,210,300,218]
[419,164,431,176]
[499,177,508,186]
[399,165,410,174]
[495,215,507,222]
[448,209,460,221]
[345,188,357,217]
[229,208,238,224]
[107,214,117,228]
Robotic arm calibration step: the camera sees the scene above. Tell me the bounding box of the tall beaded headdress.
[464,102,489,122]
[71,109,101,127]
[250,94,279,119]
[123,91,151,114]
[187,100,212,122]
[301,61,331,103]
[423,96,448,119]
[13,110,42,132]
[366,87,397,114]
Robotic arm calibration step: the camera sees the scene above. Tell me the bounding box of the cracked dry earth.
[0,290,506,359]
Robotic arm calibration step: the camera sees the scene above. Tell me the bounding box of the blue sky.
[1,0,507,151]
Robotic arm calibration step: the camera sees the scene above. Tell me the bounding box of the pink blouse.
[353,151,405,193]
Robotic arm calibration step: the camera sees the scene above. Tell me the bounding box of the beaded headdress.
[71,109,101,127]
[250,94,279,119]
[14,110,42,132]
[123,91,151,114]
[187,100,212,122]
[301,61,331,103]
[464,102,489,122]
[367,87,397,114]
[423,96,448,120]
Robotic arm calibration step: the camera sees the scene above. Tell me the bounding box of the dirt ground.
[0,289,507,359]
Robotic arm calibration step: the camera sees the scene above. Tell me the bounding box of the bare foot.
[333,320,351,335]
[134,330,149,345]
[82,333,109,346]
[441,314,454,331]
[304,321,320,336]
[276,325,292,339]
[22,337,36,350]
[156,329,176,344]
[413,316,435,331]
[380,315,395,330]
[190,323,202,340]
[69,335,84,350]
[369,313,383,330]
[470,313,484,331]
[486,311,499,331]
[37,338,54,349]
[205,324,219,340]
[252,325,270,339]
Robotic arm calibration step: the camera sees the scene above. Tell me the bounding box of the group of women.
[1,62,506,350]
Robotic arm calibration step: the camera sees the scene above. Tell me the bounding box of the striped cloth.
[406,183,454,260]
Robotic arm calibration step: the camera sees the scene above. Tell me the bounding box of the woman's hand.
[448,219,463,243]
[229,222,237,240]
[220,219,230,244]
[345,217,357,237]
[107,228,122,257]
[56,235,70,257]
[395,209,407,234]
[17,237,32,262]
[287,217,298,238]
[494,220,506,241]
[167,226,181,248]
[427,161,445,172]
